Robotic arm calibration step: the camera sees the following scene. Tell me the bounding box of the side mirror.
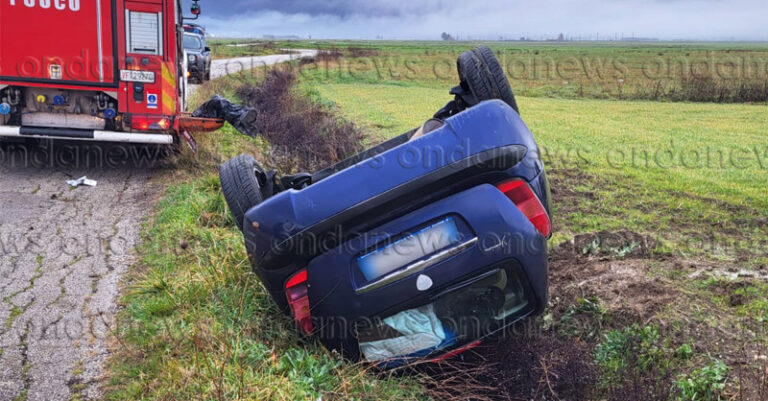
[184,0,202,21]
[204,46,211,53]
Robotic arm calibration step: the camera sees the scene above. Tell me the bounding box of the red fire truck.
[0,0,217,146]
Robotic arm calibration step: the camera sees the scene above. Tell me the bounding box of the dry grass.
[237,68,365,173]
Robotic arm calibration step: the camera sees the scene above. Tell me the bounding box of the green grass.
[305,82,768,258]
[593,324,730,400]
[108,42,768,399]
[106,78,427,399]
[300,51,768,395]
[211,39,768,102]
[271,40,768,102]
[676,359,730,401]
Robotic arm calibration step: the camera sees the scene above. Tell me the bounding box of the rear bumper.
[0,126,173,145]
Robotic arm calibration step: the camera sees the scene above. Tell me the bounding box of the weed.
[676,359,729,401]
[595,325,664,382]
[11,389,27,401]
[594,324,676,400]
[677,343,695,360]
[5,305,22,329]
[559,296,607,340]
[669,76,768,103]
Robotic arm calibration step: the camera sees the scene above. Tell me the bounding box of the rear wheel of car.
[220,154,265,231]
[457,46,520,114]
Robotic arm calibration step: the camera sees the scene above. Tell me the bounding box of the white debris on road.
[66,176,97,188]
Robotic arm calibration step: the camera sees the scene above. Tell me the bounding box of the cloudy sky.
[184,0,767,41]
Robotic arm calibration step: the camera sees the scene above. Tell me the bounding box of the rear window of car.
[183,34,203,50]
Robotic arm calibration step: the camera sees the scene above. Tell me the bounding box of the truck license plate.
[120,70,155,83]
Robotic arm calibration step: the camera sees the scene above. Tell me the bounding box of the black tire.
[204,70,211,81]
[220,154,265,231]
[457,46,520,114]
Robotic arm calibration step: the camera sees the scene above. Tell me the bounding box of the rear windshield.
[183,34,203,50]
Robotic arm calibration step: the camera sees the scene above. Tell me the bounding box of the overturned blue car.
[220,47,552,366]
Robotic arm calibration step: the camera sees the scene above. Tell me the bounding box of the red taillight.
[285,269,314,335]
[496,179,551,237]
[130,115,170,131]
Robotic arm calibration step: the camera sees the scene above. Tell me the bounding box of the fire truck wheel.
[457,46,520,114]
[220,154,265,231]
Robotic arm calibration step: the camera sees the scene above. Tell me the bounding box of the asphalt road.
[0,51,313,401]
[0,143,160,401]
[209,50,317,79]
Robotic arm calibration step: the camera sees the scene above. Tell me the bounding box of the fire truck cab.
[0,0,201,145]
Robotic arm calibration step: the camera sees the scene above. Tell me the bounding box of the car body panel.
[244,100,543,263]
[241,100,551,361]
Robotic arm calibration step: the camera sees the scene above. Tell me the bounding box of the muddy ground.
[415,170,768,401]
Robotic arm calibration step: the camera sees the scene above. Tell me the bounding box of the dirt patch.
[551,257,676,326]
[552,230,659,260]
[412,243,682,400]
[548,229,676,326]
[547,168,597,200]
[314,49,345,63]
[420,334,597,401]
[548,167,768,265]
[236,68,365,173]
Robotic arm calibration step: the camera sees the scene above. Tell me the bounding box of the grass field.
[277,40,768,102]
[295,42,768,398]
[307,83,768,259]
[207,39,290,59]
[107,42,768,400]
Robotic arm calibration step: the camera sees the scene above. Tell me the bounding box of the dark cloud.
[185,0,767,41]
[186,0,450,18]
